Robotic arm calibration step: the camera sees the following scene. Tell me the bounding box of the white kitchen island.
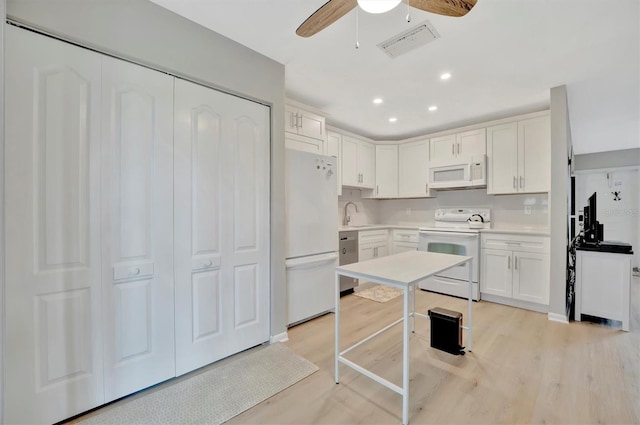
[335,250,474,425]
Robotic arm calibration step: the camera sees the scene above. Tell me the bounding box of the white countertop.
[339,224,550,236]
[480,227,550,236]
[336,250,472,286]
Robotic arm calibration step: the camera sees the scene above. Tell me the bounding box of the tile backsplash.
[339,188,549,229]
[338,189,379,226]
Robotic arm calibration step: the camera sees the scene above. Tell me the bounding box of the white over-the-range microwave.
[428,155,486,189]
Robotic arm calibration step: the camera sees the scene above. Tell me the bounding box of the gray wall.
[549,85,572,320]
[6,0,288,337]
[574,148,640,171]
[1,0,5,419]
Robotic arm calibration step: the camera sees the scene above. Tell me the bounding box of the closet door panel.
[174,79,270,375]
[4,27,104,424]
[174,79,228,375]
[226,100,270,353]
[101,56,175,402]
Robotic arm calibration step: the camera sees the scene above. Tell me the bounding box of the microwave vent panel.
[377,20,440,59]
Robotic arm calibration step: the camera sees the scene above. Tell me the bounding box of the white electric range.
[417,208,491,300]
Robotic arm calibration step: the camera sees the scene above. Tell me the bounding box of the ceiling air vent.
[377,20,440,58]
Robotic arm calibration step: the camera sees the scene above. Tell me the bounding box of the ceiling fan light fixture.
[357,0,402,14]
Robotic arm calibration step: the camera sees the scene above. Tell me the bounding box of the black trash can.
[428,307,464,355]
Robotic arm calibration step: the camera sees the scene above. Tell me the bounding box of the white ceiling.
[150,0,639,154]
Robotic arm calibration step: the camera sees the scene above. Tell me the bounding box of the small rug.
[354,284,404,303]
[79,343,318,425]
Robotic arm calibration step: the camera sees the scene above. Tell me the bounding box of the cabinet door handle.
[515,256,518,270]
[376,185,379,195]
[457,143,460,155]
[508,256,511,269]
[425,183,428,193]
[298,113,303,129]
[513,176,517,189]
[520,176,524,189]
[452,144,455,155]
[291,112,296,128]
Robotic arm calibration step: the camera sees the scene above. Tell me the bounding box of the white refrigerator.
[285,149,338,326]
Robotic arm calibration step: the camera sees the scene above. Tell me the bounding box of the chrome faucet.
[343,201,359,226]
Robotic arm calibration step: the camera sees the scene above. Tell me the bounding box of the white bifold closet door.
[174,79,271,376]
[4,27,104,424]
[100,57,175,401]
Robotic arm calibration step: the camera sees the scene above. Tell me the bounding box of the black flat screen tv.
[583,192,603,244]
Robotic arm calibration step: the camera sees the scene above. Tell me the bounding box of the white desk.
[335,250,474,425]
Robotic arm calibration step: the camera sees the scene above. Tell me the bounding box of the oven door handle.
[418,230,478,239]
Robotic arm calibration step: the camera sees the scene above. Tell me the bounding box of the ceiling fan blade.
[410,0,477,17]
[296,0,358,38]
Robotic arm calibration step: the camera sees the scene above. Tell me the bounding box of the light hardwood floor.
[229,289,640,425]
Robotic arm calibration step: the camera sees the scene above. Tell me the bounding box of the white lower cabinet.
[575,250,631,331]
[481,233,550,309]
[359,229,389,261]
[391,229,418,254]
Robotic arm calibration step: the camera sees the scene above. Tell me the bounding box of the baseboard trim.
[270,331,289,343]
[547,312,569,324]
[480,293,548,313]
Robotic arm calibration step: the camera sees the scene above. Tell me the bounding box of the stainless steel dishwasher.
[339,231,358,294]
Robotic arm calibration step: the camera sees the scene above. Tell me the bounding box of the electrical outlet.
[524,205,532,215]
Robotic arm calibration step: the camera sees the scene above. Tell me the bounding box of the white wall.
[548,85,572,321]
[5,0,288,337]
[0,0,5,419]
[574,148,640,170]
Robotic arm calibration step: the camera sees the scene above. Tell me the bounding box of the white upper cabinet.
[285,102,326,153]
[430,134,456,161]
[457,129,487,157]
[398,139,433,198]
[373,145,398,198]
[487,114,550,194]
[341,135,375,189]
[285,102,325,141]
[326,131,343,196]
[486,122,519,194]
[519,116,551,193]
[430,129,486,161]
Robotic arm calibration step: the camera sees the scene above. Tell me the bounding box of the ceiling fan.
[296,0,477,37]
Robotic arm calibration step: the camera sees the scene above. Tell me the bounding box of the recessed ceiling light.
[389,117,398,123]
[373,98,383,104]
[428,105,438,111]
[440,72,451,80]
